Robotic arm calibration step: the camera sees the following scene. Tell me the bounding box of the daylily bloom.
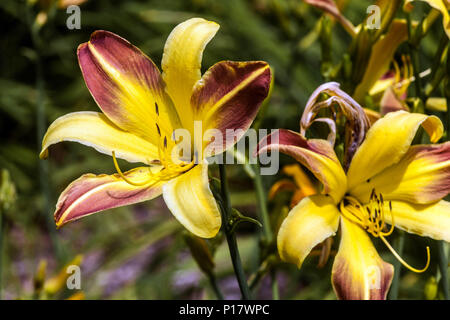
[257,83,450,300]
[40,18,271,238]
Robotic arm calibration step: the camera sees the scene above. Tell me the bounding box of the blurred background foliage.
[0,0,447,299]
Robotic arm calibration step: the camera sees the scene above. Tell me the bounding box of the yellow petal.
[192,61,271,155]
[347,111,443,191]
[384,200,450,241]
[404,0,450,38]
[257,129,347,202]
[351,142,450,204]
[353,19,408,102]
[162,161,221,238]
[78,31,181,145]
[161,18,219,133]
[332,217,394,300]
[426,97,447,112]
[40,112,159,164]
[277,195,340,268]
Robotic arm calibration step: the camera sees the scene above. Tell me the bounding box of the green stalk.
[440,65,450,300]
[207,273,224,300]
[270,269,279,300]
[407,14,425,103]
[26,5,65,263]
[0,210,3,300]
[218,164,251,300]
[389,231,405,300]
[253,163,279,299]
[437,241,449,300]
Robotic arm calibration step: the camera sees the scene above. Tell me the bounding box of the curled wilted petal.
[300,82,370,170]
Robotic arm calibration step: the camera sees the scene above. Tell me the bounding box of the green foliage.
[0,0,447,299]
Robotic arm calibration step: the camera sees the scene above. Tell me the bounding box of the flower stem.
[437,241,449,300]
[218,164,251,300]
[389,231,405,300]
[253,163,279,299]
[441,60,450,300]
[0,210,3,300]
[207,273,224,300]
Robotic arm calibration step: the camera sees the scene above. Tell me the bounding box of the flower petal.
[404,0,450,39]
[192,61,271,155]
[162,161,221,238]
[384,200,450,241]
[380,86,409,115]
[161,18,219,133]
[304,0,356,36]
[347,111,443,191]
[55,167,163,227]
[426,97,447,112]
[277,195,340,268]
[351,142,450,204]
[40,112,159,164]
[78,30,181,145]
[332,217,394,300]
[257,129,347,202]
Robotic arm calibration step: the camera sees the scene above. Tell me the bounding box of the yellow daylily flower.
[40,18,271,238]
[257,85,450,299]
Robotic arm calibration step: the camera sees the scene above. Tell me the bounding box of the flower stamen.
[340,190,430,273]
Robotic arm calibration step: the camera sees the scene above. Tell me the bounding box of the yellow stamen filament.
[340,190,430,273]
[111,102,196,188]
[112,151,195,187]
[112,151,155,187]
